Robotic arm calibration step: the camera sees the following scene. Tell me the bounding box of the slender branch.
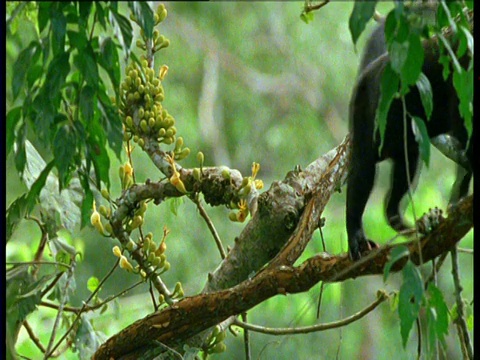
[451,246,473,360]
[192,194,226,259]
[233,291,388,335]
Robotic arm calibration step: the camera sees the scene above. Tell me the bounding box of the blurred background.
[6,2,472,359]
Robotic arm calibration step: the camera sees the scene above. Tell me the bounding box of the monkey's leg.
[385,151,420,232]
[346,152,378,261]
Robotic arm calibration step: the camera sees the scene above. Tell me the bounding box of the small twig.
[6,261,71,269]
[424,252,448,288]
[192,194,226,259]
[304,0,330,13]
[40,280,144,314]
[450,246,473,360]
[44,258,76,359]
[457,247,473,255]
[44,258,120,358]
[233,291,388,335]
[316,281,325,319]
[23,320,47,354]
[26,216,49,279]
[241,312,251,360]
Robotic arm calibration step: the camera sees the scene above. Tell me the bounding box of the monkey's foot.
[349,239,380,261]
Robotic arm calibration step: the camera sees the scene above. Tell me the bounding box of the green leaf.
[12,41,41,99]
[67,30,88,50]
[415,73,433,121]
[14,123,27,174]
[109,7,133,57]
[376,63,399,153]
[411,116,431,167]
[6,194,28,242]
[86,119,111,188]
[99,37,121,93]
[80,176,94,229]
[300,11,314,25]
[74,44,100,89]
[453,68,473,140]
[87,277,100,293]
[348,1,377,47]
[37,2,51,34]
[22,140,84,233]
[51,7,67,55]
[390,34,424,87]
[426,283,449,352]
[54,124,78,190]
[7,107,22,157]
[79,85,96,122]
[44,51,70,97]
[26,63,43,89]
[398,261,424,347]
[128,1,155,39]
[98,87,123,159]
[383,245,409,282]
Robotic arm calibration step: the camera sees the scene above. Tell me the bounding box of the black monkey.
[346,19,473,260]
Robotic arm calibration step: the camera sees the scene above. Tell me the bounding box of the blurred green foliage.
[6,2,472,359]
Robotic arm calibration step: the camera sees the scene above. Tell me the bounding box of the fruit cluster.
[119,59,177,148]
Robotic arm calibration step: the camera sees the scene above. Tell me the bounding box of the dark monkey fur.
[345,19,473,260]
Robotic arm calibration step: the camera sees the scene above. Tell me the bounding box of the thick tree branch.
[94,130,472,360]
[93,193,472,359]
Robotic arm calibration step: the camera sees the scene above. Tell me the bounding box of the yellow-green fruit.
[137,138,145,148]
[154,93,164,102]
[158,128,166,137]
[138,84,145,94]
[99,205,108,217]
[136,39,144,49]
[153,29,160,40]
[154,13,159,24]
[127,93,134,103]
[193,168,201,181]
[140,120,148,132]
[158,9,167,23]
[152,256,162,267]
[228,212,238,222]
[143,237,151,252]
[123,132,132,141]
[176,147,190,160]
[125,116,133,127]
[148,117,156,128]
[141,60,148,69]
[138,108,145,119]
[101,188,110,201]
[126,239,136,251]
[148,252,156,262]
[104,222,113,235]
[196,151,204,165]
[135,77,141,88]
[175,137,184,152]
[163,137,174,145]
[133,135,139,143]
[145,232,153,241]
[149,241,157,253]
